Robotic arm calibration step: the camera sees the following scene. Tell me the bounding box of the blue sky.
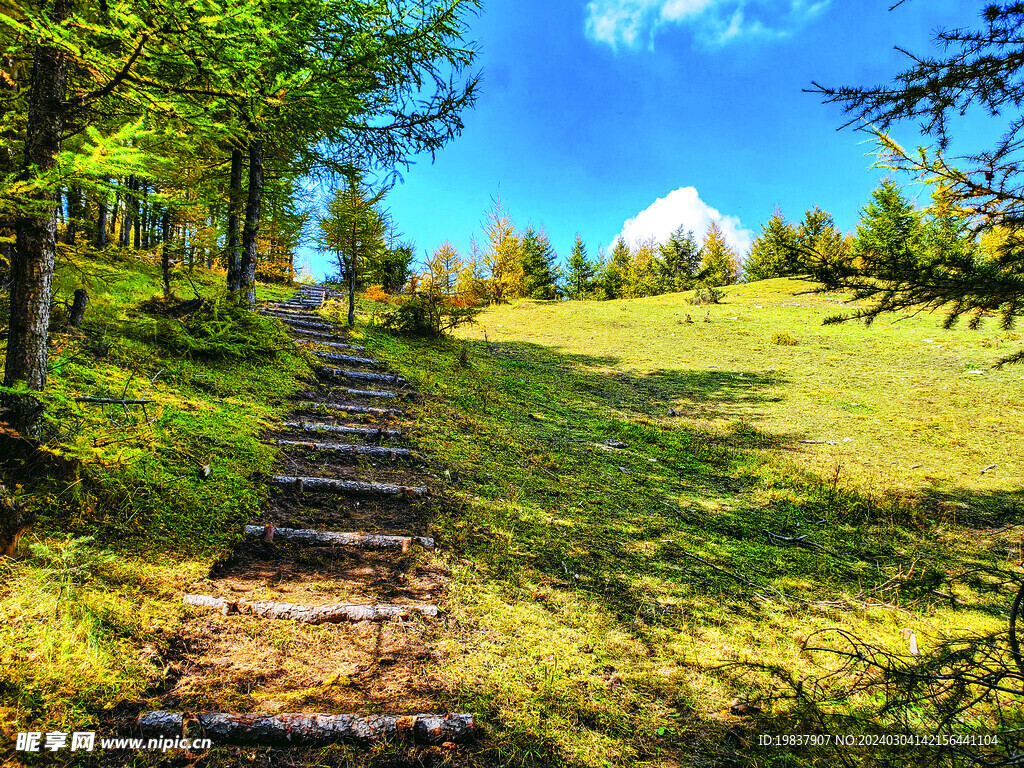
[301,0,975,280]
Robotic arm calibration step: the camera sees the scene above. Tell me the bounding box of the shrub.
[771,331,798,346]
[689,285,725,305]
[363,284,390,302]
[375,292,480,337]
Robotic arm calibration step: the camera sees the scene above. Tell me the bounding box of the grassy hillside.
[367,280,1022,766]
[1,273,1021,767]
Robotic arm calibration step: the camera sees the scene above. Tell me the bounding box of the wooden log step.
[262,308,318,318]
[183,594,437,622]
[299,340,367,353]
[277,439,415,459]
[314,351,383,367]
[293,401,404,417]
[271,474,427,496]
[245,524,434,550]
[281,421,402,438]
[321,367,406,386]
[344,388,398,399]
[137,711,475,746]
[282,319,340,333]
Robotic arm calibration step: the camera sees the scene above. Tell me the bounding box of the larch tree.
[319,172,388,327]
[482,196,522,303]
[699,221,739,287]
[809,2,1024,363]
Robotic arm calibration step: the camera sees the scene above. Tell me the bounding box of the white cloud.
[585,0,829,49]
[609,186,754,257]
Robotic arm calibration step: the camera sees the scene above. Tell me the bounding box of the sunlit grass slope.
[364,279,1023,767]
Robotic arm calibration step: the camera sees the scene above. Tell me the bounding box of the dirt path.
[138,287,480,765]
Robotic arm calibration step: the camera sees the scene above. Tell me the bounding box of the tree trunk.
[133,180,142,250]
[0,484,34,557]
[4,3,70,401]
[119,176,134,249]
[183,594,437,622]
[239,139,263,307]
[95,177,108,248]
[348,250,356,327]
[68,288,88,328]
[137,711,475,746]
[226,147,243,290]
[161,207,171,299]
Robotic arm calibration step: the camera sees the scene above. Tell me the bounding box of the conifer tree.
[520,227,558,300]
[699,222,739,286]
[602,239,631,299]
[566,234,596,299]
[319,173,388,326]
[745,208,798,281]
[482,196,523,303]
[795,206,848,272]
[623,238,660,298]
[657,225,701,291]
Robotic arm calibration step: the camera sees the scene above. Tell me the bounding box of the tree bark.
[239,139,263,307]
[119,176,135,249]
[183,594,437,622]
[270,474,426,497]
[226,147,243,291]
[95,177,108,248]
[137,711,475,746]
[4,2,70,398]
[0,483,34,557]
[68,288,88,328]
[245,524,433,550]
[161,206,172,299]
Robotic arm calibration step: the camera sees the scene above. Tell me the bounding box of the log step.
[183,594,437,622]
[271,474,427,496]
[314,351,383,367]
[344,388,397,399]
[282,318,340,333]
[321,367,406,386]
[298,340,367,353]
[245,524,434,550]
[277,439,415,459]
[292,401,404,417]
[281,421,402,438]
[137,711,474,746]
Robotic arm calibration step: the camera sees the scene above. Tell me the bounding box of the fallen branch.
[281,421,402,438]
[799,440,836,445]
[277,439,415,459]
[271,474,427,496]
[246,524,433,550]
[136,711,474,746]
[320,367,406,386]
[183,594,437,622]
